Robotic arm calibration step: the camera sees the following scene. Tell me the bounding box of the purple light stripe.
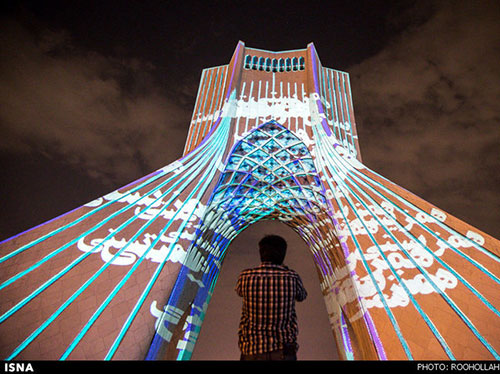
[224,42,242,101]
[363,310,387,360]
[312,126,390,359]
[309,44,332,137]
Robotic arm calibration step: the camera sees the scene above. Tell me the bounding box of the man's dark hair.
[259,235,287,265]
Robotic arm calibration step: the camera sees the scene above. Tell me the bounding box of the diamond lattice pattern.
[211,121,327,222]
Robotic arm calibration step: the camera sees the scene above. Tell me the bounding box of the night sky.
[1,0,499,360]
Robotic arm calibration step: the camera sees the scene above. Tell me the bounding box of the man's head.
[259,235,287,265]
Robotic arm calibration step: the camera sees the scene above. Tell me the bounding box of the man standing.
[236,235,307,360]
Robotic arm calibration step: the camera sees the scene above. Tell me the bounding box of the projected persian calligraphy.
[0,41,498,361]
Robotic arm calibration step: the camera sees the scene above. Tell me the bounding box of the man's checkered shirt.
[236,262,307,355]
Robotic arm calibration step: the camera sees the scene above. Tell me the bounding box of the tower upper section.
[183,41,362,162]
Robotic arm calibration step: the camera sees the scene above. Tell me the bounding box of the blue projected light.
[149,120,334,360]
[211,120,326,221]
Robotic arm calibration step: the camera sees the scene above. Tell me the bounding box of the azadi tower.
[1,42,499,360]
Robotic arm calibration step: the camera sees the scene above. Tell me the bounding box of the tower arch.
[145,121,375,360]
[191,219,340,360]
[1,41,499,362]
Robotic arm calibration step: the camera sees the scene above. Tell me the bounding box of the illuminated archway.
[191,219,339,360]
[146,120,367,360]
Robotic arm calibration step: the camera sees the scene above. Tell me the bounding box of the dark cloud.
[349,0,500,237]
[0,19,190,186]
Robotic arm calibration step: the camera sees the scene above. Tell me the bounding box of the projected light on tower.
[0,41,499,361]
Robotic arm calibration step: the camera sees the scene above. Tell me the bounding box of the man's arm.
[235,274,243,297]
[296,275,307,302]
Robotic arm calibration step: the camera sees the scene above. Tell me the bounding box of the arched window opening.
[292,57,298,71]
[272,59,278,72]
[265,57,272,72]
[252,56,259,70]
[258,57,265,71]
[278,58,285,72]
[244,55,252,70]
[299,57,305,70]
[286,58,291,72]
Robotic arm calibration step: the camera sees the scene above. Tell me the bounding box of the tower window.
[299,57,305,70]
[242,54,305,73]
[244,55,252,70]
[265,58,272,72]
[252,56,259,70]
[259,57,265,71]
[272,59,278,72]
